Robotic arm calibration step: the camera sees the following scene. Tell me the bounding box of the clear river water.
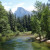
[0,36,50,50]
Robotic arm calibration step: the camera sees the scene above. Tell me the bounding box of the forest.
[0,0,50,44]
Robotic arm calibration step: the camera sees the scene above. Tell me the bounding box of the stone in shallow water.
[46,40,50,44]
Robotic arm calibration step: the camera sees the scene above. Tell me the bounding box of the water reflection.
[0,36,50,50]
[0,37,33,50]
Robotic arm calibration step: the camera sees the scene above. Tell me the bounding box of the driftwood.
[41,38,47,42]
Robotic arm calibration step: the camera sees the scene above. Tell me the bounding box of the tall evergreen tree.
[0,2,10,34]
[8,10,16,32]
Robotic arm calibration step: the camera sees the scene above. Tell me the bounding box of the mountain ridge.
[14,7,32,17]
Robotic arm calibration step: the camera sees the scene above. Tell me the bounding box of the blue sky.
[0,0,48,12]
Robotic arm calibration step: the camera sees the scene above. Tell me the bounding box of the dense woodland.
[0,1,50,43]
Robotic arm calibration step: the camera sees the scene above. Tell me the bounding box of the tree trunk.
[39,33,41,43]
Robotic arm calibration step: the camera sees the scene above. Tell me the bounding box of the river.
[0,36,34,50]
[0,36,50,50]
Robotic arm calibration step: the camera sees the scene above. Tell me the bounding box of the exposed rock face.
[14,7,32,17]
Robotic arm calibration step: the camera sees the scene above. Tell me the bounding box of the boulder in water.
[46,40,50,44]
[36,37,40,40]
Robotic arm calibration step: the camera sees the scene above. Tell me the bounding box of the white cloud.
[2,2,37,13]
[25,5,37,11]
[2,2,24,12]
[12,3,24,13]
[12,4,37,13]
[2,2,12,6]
[2,2,7,6]
[4,6,11,11]
[8,2,12,5]
[2,2,12,11]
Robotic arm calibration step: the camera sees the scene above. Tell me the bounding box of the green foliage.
[8,10,17,32]
[32,42,50,50]
[31,1,50,39]
[0,0,50,43]
[0,2,10,34]
[31,15,41,34]
[0,2,18,42]
[16,15,31,32]
[35,1,43,11]
[40,6,50,39]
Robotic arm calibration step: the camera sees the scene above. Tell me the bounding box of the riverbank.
[0,35,50,50]
[0,31,32,43]
[32,41,50,50]
[0,31,50,48]
[0,31,19,43]
[18,33,50,48]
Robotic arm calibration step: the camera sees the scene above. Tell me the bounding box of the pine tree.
[8,10,16,32]
[0,2,10,34]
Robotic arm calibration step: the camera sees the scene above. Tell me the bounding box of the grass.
[0,31,20,43]
[19,31,32,35]
[0,31,32,43]
[32,41,50,50]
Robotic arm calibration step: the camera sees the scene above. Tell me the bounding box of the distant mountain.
[14,7,32,17]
